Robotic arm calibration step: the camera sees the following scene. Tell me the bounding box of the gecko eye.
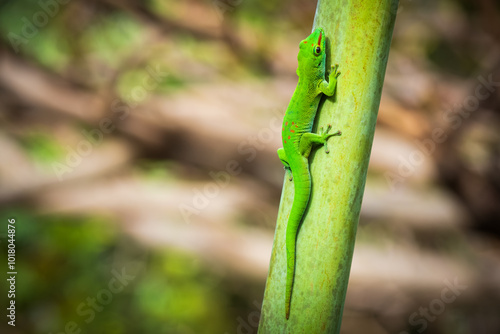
[314,46,321,55]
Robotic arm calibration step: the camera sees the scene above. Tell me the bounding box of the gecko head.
[297,27,327,76]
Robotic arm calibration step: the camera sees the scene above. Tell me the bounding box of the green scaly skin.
[277,27,341,320]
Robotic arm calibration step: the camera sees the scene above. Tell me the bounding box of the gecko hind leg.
[277,148,293,181]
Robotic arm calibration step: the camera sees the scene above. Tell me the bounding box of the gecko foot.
[284,167,293,181]
[321,124,341,153]
[331,64,341,78]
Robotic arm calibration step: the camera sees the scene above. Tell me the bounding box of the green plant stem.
[258,0,399,332]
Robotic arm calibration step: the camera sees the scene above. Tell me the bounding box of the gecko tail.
[285,208,301,320]
[285,246,294,319]
[284,173,311,320]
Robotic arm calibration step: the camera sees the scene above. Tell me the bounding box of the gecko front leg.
[318,64,340,96]
[299,124,341,157]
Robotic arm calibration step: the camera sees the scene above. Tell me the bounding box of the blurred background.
[0,0,499,333]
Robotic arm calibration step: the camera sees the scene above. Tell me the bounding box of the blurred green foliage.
[82,14,145,68]
[0,209,237,333]
[18,131,66,167]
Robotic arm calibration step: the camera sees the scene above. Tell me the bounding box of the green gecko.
[277,27,341,320]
